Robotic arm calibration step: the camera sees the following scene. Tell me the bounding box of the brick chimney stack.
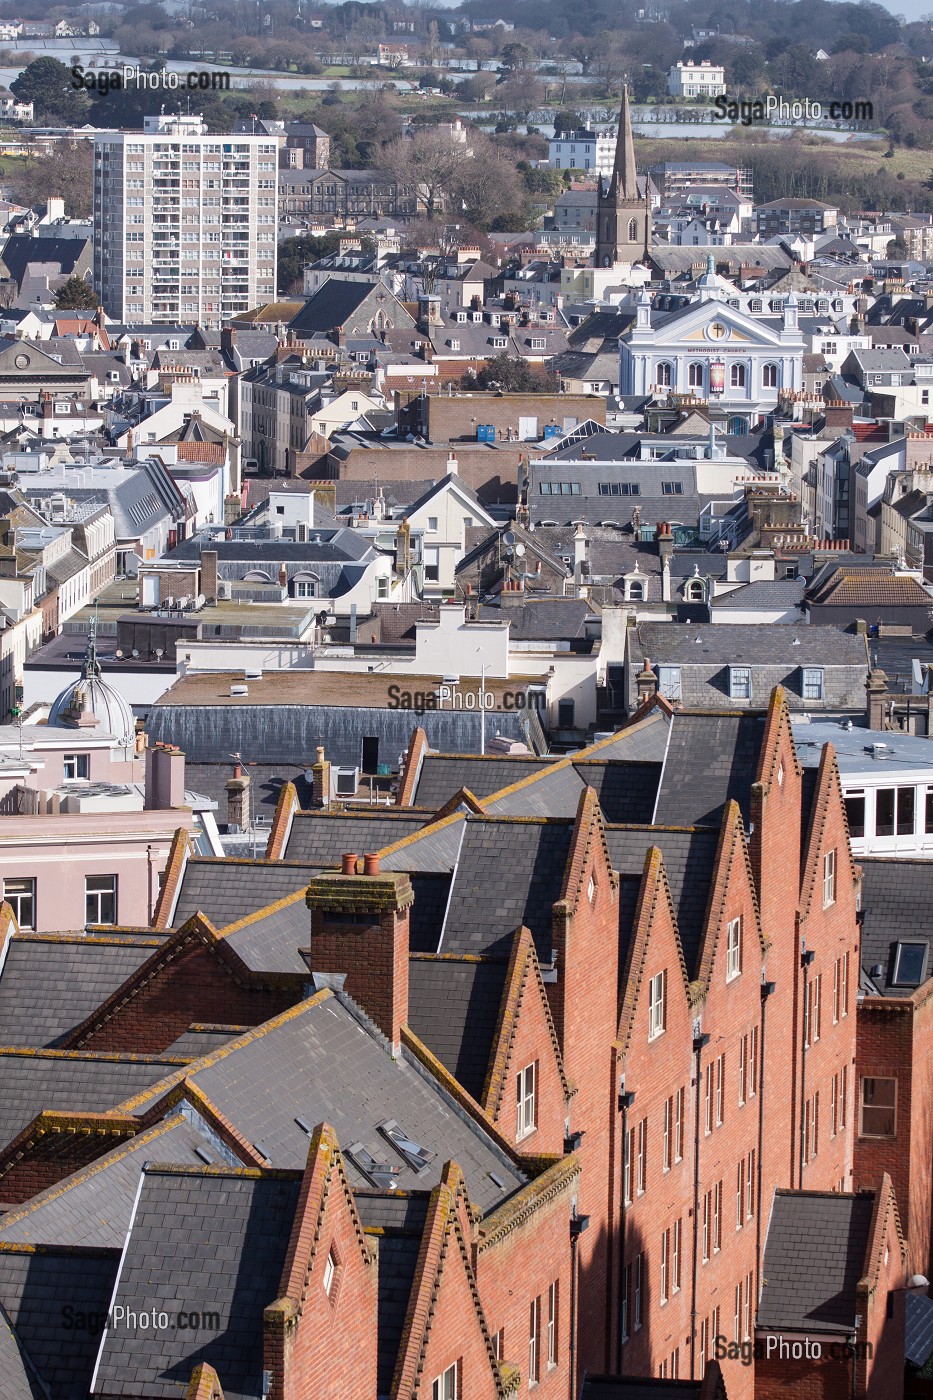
[226,760,251,830]
[200,548,218,605]
[866,668,889,730]
[145,742,186,810]
[311,745,331,808]
[306,863,414,1052]
[636,657,657,704]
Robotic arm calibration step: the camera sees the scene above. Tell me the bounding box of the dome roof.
[48,630,135,745]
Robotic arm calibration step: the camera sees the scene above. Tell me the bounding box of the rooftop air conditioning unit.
[230,683,248,697]
[335,765,359,796]
[217,582,231,599]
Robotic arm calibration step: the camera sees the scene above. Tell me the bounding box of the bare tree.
[380,127,474,220]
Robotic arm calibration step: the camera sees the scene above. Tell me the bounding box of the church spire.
[612,84,638,201]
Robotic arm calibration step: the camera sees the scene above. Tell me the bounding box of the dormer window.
[627,579,645,601]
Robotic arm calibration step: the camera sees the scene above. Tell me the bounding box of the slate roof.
[0,1246,120,1400]
[126,993,526,1214]
[906,1289,933,1370]
[478,598,596,641]
[1,235,89,287]
[413,754,554,809]
[630,622,868,667]
[184,762,315,813]
[283,810,430,864]
[0,1310,43,1400]
[758,1190,877,1333]
[358,1192,430,1397]
[0,1116,228,1250]
[92,1168,301,1400]
[710,578,806,611]
[0,935,164,1047]
[606,826,720,974]
[286,280,378,335]
[858,859,933,995]
[652,713,764,829]
[439,817,574,962]
[486,762,586,819]
[407,956,509,1101]
[407,873,454,953]
[164,1026,247,1056]
[170,858,320,928]
[221,892,311,975]
[0,1050,182,1154]
[574,760,661,824]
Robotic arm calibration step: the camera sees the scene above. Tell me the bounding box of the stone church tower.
[595,86,650,268]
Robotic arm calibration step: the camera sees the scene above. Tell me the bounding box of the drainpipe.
[690,1030,710,1380]
[569,1211,589,1400]
[616,1085,636,1374]
[756,981,775,1306]
[799,947,814,1189]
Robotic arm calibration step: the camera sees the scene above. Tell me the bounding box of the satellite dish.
[503,530,516,546]
[515,542,526,557]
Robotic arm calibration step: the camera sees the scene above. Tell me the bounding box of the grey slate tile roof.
[631,622,867,667]
[606,827,720,975]
[283,810,431,864]
[381,818,466,875]
[710,578,806,611]
[758,1190,876,1332]
[857,859,933,995]
[0,1311,43,1400]
[171,859,320,928]
[439,817,574,962]
[413,754,554,809]
[92,1168,302,1400]
[652,713,765,829]
[0,935,164,1047]
[573,761,661,824]
[222,893,311,975]
[165,1026,247,1056]
[407,873,454,954]
[0,1116,223,1250]
[0,1246,120,1400]
[407,957,509,1102]
[128,992,525,1215]
[0,1050,182,1154]
[358,1192,430,1398]
[184,762,315,812]
[487,763,585,818]
[906,1289,933,1369]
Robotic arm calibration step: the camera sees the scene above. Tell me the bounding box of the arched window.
[762,362,778,388]
[628,580,644,601]
[686,579,705,602]
[628,217,638,242]
[688,362,704,388]
[656,361,673,387]
[730,363,747,388]
[728,415,748,434]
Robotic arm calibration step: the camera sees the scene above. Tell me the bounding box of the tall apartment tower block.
[93,113,277,329]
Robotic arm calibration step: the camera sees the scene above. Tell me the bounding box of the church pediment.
[638,299,800,350]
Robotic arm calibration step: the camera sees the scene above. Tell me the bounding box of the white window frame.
[63,752,90,780]
[85,874,117,925]
[860,1076,896,1137]
[726,917,742,982]
[729,666,752,701]
[823,849,836,908]
[432,1363,458,1400]
[648,969,666,1040]
[529,1295,540,1385]
[547,1281,558,1368]
[516,1061,537,1140]
[4,876,35,930]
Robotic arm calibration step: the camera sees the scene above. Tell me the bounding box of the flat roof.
[792,718,933,776]
[155,670,548,709]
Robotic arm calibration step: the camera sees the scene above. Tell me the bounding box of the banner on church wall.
[709,361,725,395]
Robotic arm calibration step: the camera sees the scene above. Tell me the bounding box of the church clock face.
[707,322,728,341]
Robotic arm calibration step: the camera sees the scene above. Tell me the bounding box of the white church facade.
[620,272,806,433]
